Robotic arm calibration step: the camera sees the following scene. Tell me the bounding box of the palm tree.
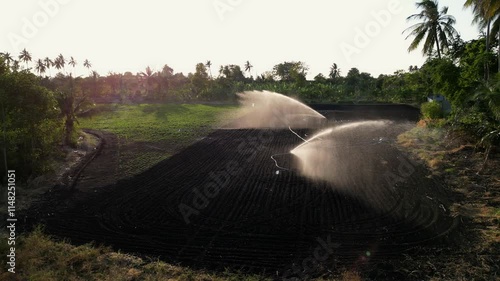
[35,59,46,76]
[218,65,224,78]
[465,0,500,43]
[69,56,76,68]
[18,48,32,70]
[1,52,13,67]
[68,56,77,76]
[329,63,341,80]
[244,60,253,77]
[464,0,500,75]
[205,60,212,79]
[91,70,99,98]
[55,77,91,147]
[404,0,458,59]
[140,66,156,98]
[53,57,62,71]
[43,57,54,76]
[53,54,66,74]
[490,2,500,72]
[409,65,419,72]
[83,59,92,70]
[43,57,52,76]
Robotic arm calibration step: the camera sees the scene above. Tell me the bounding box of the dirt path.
[74,129,120,191]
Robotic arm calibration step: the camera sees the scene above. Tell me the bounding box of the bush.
[0,65,62,182]
[421,101,443,119]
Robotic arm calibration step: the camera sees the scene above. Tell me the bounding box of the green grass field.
[80,104,237,143]
[79,103,237,177]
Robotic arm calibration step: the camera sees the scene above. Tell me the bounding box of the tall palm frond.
[69,56,77,68]
[83,59,92,69]
[35,59,46,76]
[1,52,13,67]
[54,54,66,73]
[18,48,32,70]
[404,0,458,59]
[205,60,213,79]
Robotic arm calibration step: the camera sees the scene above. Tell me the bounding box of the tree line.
[0,51,433,105]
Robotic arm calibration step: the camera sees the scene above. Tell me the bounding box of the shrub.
[0,68,62,181]
[421,101,443,119]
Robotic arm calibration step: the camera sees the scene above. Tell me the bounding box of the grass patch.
[397,125,447,169]
[79,104,237,177]
[397,121,500,279]
[0,227,369,280]
[79,104,237,143]
[4,228,364,280]
[0,227,272,280]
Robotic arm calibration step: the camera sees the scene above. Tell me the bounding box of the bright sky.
[1,0,480,79]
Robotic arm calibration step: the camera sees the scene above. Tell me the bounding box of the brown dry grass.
[0,227,270,281]
[396,123,500,280]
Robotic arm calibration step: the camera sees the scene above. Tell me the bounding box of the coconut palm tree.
[205,60,213,79]
[218,65,224,78]
[35,59,46,77]
[53,54,66,74]
[83,59,92,70]
[18,48,32,70]
[1,52,13,67]
[465,0,500,43]
[68,56,77,77]
[91,70,99,98]
[43,57,53,76]
[140,66,156,98]
[329,63,341,80]
[244,60,253,77]
[489,2,500,72]
[55,76,91,147]
[69,56,76,68]
[404,0,458,59]
[464,0,500,75]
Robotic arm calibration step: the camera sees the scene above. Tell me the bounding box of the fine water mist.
[290,120,413,211]
[226,90,326,129]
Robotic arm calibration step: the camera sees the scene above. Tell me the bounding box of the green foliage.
[419,58,461,103]
[272,61,308,83]
[219,64,246,82]
[456,38,497,102]
[458,39,493,83]
[377,69,429,103]
[0,58,62,181]
[190,63,209,98]
[450,75,500,155]
[421,101,443,119]
[0,57,434,106]
[344,68,376,100]
[314,73,327,83]
[79,104,234,143]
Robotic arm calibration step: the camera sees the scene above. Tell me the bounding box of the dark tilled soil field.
[23,105,462,278]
